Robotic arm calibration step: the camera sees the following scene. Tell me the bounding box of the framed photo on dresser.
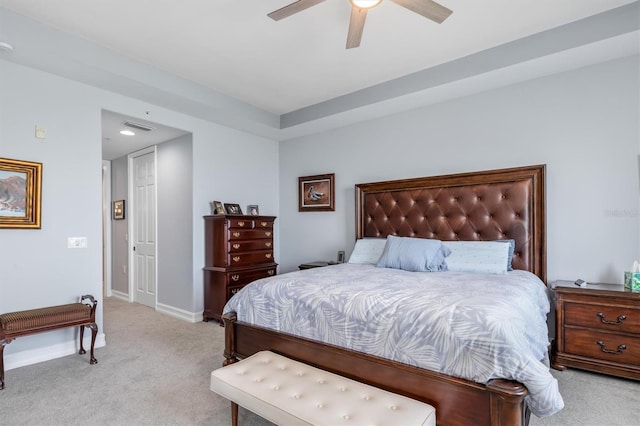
[247,205,259,216]
[224,203,243,215]
[211,200,225,215]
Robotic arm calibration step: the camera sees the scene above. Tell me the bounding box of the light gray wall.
[191,123,280,310]
[0,61,105,355]
[157,135,193,310]
[110,155,128,295]
[0,59,280,368]
[278,55,640,284]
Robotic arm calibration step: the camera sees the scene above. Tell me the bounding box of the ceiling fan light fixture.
[350,0,382,9]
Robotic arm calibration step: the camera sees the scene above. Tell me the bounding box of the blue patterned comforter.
[224,263,564,417]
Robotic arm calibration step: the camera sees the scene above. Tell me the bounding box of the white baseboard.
[107,295,201,323]
[110,290,129,301]
[156,302,202,323]
[4,333,107,371]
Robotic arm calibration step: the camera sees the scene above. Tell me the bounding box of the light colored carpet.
[0,297,637,425]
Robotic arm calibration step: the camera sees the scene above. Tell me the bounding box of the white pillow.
[443,241,510,274]
[348,238,387,264]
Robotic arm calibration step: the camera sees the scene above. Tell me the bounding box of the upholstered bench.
[0,295,98,390]
[210,350,436,426]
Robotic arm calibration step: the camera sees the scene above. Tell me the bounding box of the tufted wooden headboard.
[355,165,546,282]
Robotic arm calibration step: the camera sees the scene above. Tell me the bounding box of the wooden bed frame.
[223,164,547,426]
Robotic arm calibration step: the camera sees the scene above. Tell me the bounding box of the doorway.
[101,110,190,308]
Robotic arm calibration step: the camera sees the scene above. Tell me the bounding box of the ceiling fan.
[268,0,453,49]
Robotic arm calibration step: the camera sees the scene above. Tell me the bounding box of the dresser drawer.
[228,229,274,240]
[228,251,274,266]
[564,328,640,366]
[227,218,274,230]
[228,218,254,229]
[228,240,273,253]
[565,302,640,335]
[254,219,274,229]
[227,267,277,288]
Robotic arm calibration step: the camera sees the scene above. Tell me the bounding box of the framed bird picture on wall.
[298,173,334,212]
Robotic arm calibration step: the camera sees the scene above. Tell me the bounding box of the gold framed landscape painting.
[0,158,42,229]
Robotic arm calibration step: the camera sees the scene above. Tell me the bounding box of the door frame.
[127,146,158,306]
[102,160,112,298]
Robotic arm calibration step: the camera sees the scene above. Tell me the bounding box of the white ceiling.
[0,0,636,114]
[0,0,638,158]
[101,110,190,161]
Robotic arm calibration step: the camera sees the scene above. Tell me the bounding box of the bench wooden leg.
[79,323,98,364]
[79,324,86,355]
[88,323,98,364]
[231,402,238,426]
[0,342,5,390]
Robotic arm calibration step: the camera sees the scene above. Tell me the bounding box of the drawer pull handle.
[233,232,240,237]
[238,221,245,227]
[596,341,627,355]
[231,275,240,281]
[268,270,275,275]
[596,312,626,326]
[265,232,272,237]
[231,288,240,295]
[265,253,272,259]
[265,242,272,248]
[233,244,240,249]
[260,222,267,227]
[232,256,241,263]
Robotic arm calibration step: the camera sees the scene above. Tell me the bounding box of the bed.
[222,164,560,426]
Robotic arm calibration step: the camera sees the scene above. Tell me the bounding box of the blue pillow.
[376,236,451,272]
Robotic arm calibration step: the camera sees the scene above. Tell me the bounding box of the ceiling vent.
[122,121,154,132]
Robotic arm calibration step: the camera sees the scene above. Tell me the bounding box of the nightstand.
[550,280,640,380]
[298,261,333,270]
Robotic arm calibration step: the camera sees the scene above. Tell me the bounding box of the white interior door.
[130,148,157,308]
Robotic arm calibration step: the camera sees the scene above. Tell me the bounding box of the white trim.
[4,334,107,371]
[110,290,129,302]
[156,303,202,323]
[102,160,112,298]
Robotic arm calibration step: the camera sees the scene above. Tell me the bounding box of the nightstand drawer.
[565,302,640,335]
[565,328,640,366]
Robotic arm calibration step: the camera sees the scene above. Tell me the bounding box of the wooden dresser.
[551,280,639,380]
[203,215,277,323]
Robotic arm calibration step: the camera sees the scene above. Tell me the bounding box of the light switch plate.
[35,125,46,139]
[67,237,87,248]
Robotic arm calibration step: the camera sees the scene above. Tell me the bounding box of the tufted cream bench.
[210,351,436,426]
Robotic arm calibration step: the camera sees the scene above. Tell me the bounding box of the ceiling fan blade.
[268,0,326,21]
[346,7,368,49]
[390,0,452,23]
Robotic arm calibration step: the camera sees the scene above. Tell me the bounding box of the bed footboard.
[223,312,530,426]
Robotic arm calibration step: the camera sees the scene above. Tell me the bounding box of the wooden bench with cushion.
[211,350,436,426]
[0,294,98,390]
